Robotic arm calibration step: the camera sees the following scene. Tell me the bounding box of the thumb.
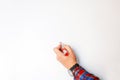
[53,45,65,57]
[64,44,74,55]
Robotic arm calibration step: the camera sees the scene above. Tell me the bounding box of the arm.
[53,43,100,80]
[72,63,99,80]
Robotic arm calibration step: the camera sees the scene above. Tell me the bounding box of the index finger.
[53,45,64,57]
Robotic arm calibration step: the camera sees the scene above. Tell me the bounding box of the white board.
[0,0,120,80]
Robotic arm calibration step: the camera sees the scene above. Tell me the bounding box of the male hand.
[53,43,77,69]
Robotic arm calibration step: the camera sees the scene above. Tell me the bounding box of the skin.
[53,44,77,69]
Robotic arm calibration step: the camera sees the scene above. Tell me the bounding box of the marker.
[60,42,69,56]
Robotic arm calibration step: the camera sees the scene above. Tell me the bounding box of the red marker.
[60,42,69,56]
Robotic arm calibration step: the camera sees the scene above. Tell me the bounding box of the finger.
[53,46,64,57]
[56,44,61,49]
[64,44,73,54]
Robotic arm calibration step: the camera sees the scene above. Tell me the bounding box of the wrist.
[67,61,77,69]
[68,63,80,77]
[70,63,79,72]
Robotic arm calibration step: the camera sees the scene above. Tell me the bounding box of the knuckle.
[66,44,70,47]
[65,45,71,49]
[67,44,70,47]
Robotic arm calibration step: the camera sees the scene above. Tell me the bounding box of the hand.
[53,43,77,69]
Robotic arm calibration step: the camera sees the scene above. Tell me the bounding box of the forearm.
[72,64,99,80]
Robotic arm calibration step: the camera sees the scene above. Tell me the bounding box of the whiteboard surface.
[0,0,120,80]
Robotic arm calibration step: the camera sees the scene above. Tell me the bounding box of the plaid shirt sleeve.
[73,66,100,80]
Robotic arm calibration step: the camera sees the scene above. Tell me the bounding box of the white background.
[0,0,120,80]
